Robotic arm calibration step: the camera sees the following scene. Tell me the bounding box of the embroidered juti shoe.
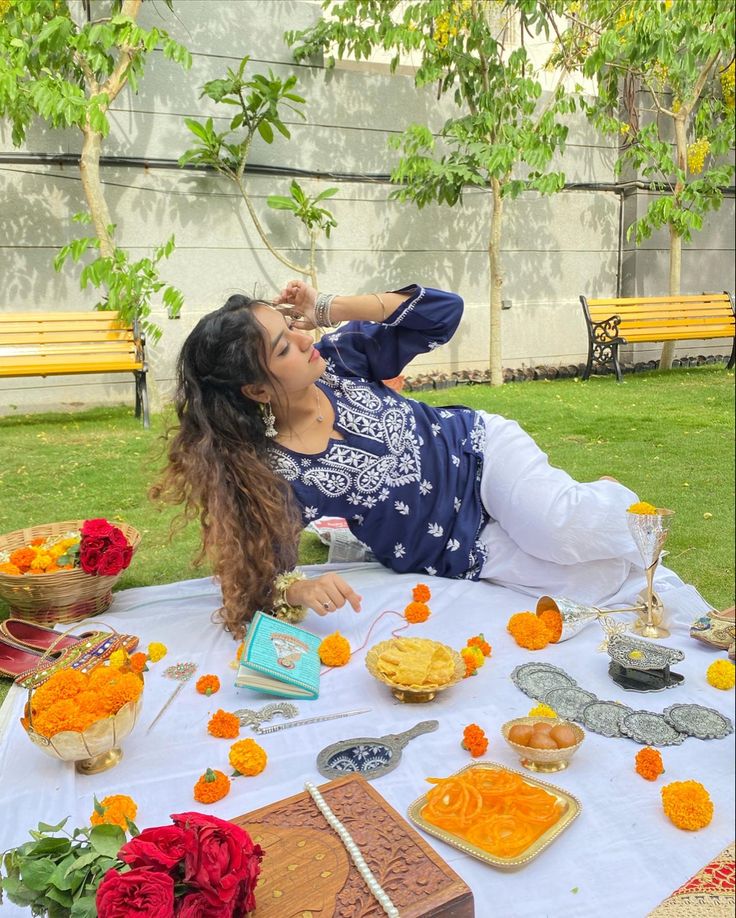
[0,618,139,656]
[690,607,736,652]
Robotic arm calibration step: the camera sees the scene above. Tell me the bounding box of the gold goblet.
[626,507,675,639]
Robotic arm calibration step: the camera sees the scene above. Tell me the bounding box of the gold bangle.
[272,570,308,623]
[373,292,388,320]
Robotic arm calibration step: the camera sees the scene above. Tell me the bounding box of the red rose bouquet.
[97,812,263,917]
[79,518,133,577]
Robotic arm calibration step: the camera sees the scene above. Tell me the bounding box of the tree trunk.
[79,124,115,259]
[661,114,687,370]
[488,177,504,387]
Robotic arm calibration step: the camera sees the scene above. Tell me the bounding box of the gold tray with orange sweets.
[407,762,581,870]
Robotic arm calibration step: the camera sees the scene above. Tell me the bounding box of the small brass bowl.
[501,717,585,773]
[365,638,465,703]
[23,694,143,775]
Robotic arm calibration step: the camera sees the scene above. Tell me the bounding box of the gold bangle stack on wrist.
[272,570,308,623]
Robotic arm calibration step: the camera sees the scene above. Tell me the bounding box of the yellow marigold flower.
[706,659,735,690]
[628,501,658,514]
[528,702,557,718]
[661,781,713,831]
[147,642,168,663]
[90,794,138,830]
[108,649,128,669]
[319,632,351,667]
[30,552,53,571]
[229,738,267,777]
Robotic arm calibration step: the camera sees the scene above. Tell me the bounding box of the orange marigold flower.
[9,547,35,572]
[208,709,241,739]
[461,645,485,677]
[412,583,431,603]
[537,609,562,643]
[90,794,138,830]
[404,601,431,624]
[32,698,99,737]
[507,612,552,650]
[467,634,492,657]
[97,672,143,714]
[635,747,664,781]
[0,562,21,575]
[229,739,267,777]
[194,768,231,804]
[196,674,221,696]
[31,668,89,713]
[462,724,488,757]
[661,780,714,830]
[318,632,351,667]
[128,652,148,674]
[88,665,120,689]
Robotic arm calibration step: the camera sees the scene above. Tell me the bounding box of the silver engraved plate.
[662,704,734,740]
[580,700,634,737]
[607,633,685,670]
[543,687,599,721]
[511,663,578,700]
[620,711,686,746]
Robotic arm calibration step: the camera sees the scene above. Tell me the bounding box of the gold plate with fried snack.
[366,637,465,703]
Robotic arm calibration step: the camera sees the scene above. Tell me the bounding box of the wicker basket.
[0,520,141,625]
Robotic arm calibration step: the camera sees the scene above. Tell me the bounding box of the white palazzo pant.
[477,413,711,620]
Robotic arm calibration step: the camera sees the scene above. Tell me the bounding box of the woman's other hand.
[273,279,318,329]
[286,573,362,617]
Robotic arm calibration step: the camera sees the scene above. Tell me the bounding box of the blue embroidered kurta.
[269,285,489,579]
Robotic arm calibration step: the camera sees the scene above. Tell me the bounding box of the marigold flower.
[128,652,148,674]
[147,642,168,663]
[461,645,485,677]
[196,675,221,696]
[0,562,21,575]
[412,583,431,603]
[235,641,245,660]
[88,664,120,689]
[706,659,735,690]
[9,547,35,571]
[635,747,664,781]
[318,632,351,667]
[208,709,240,739]
[108,649,128,669]
[229,738,268,777]
[537,609,562,643]
[462,724,488,757]
[467,634,492,657]
[97,672,143,714]
[507,612,551,650]
[90,794,138,830]
[32,698,99,737]
[404,601,431,624]
[528,702,557,718]
[627,501,658,514]
[193,768,231,804]
[661,781,714,830]
[30,668,88,713]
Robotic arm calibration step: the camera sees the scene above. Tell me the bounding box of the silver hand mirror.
[316,720,438,781]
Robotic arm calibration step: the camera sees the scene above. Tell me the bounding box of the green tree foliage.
[539,0,735,367]
[288,0,577,384]
[180,57,338,287]
[0,0,191,339]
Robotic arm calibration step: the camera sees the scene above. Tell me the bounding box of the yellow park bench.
[0,311,149,426]
[580,292,736,381]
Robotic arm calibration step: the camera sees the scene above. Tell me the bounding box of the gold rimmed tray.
[407,761,581,870]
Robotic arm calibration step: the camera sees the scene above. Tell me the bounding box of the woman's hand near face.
[273,279,318,329]
[286,573,362,617]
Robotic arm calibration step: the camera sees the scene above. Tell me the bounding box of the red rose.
[79,547,103,574]
[82,518,115,538]
[110,526,130,548]
[119,825,194,872]
[82,537,106,552]
[175,891,234,918]
[122,545,133,569]
[171,812,263,907]
[96,867,175,918]
[98,547,125,576]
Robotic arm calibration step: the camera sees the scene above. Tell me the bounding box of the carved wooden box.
[232,774,474,918]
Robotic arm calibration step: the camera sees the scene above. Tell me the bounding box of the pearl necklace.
[304,781,400,917]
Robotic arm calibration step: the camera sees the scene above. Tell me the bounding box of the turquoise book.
[234,610,321,699]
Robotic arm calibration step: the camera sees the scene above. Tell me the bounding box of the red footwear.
[0,636,59,682]
[0,618,139,655]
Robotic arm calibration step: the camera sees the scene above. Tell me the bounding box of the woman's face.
[252,304,325,395]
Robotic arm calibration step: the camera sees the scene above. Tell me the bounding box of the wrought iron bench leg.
[727,336,735,370]
[134,371,150,428]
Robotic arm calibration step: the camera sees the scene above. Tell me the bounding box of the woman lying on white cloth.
[153,281,709,637]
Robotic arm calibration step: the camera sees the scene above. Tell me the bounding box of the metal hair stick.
[256,708,371,735]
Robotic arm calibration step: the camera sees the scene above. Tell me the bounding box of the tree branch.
[234,176,310,276]
[100,0,143,108]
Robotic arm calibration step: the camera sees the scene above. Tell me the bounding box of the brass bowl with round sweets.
[501,716,585,773]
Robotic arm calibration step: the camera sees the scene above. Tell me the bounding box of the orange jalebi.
[421,767,563,859]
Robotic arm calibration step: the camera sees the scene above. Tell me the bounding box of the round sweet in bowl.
[501,716,585,772]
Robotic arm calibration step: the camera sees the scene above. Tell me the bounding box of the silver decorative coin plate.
[543,687,599,721]
[662,704,734,740]
[620,711,686,746]
[580,700,634,737]
[512,666,578,700]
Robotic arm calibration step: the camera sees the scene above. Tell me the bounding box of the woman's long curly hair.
[151,294,303,638]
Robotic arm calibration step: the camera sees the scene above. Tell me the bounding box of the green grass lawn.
[1,367,733,705]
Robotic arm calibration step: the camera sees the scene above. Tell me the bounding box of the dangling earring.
[262,402,278,438]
